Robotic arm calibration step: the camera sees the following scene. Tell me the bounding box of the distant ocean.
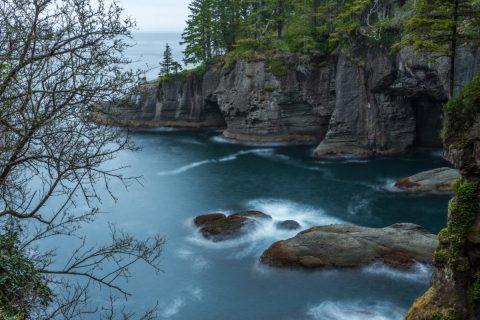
[125,32,185,80]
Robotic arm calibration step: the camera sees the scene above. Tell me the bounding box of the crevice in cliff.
[411,96,444,148]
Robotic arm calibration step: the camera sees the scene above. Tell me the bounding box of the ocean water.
[44,129,451,320]
[125,32,185,80]
[38,33,452,319]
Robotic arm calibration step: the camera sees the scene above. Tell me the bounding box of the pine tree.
[160,44,182,77]
[397,0,480,97]
[181,0,214,65]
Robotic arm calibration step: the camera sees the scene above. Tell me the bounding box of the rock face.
[99,47,479,156]
[405,74,480,320]
[95,68,226,128]
[194,211,272,241]
[395,167,460,194]
[216,57,336,141]
[313,47,450,157]
[260,223,438,269]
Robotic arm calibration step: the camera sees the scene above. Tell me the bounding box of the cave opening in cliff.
[412,96,444,149]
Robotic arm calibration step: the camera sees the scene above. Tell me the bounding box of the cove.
[54,130,451,319]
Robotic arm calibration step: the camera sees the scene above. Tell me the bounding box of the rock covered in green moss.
[406,74,480,320]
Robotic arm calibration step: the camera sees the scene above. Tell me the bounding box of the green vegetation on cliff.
[407,74,480,319]
[181,0,408,66]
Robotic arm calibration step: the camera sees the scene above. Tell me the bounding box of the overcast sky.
[118,0,191,32]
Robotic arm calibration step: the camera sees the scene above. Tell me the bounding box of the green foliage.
[159,44,183,77]
[266,57,289,77]
[443,73,480,146]
[395,0,480,96]
[0,232,51,318]
[472,272,480,301]
[181,0,407,65]
[160,64,207,82]
[436,178,478,269]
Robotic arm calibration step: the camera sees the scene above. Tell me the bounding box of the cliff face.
[96,67,225,128]
[216,57,336,141]
[100,47,479,156]
[405,75,480,320]
[313,47,450,156]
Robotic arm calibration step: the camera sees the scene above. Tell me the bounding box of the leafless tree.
[0,0,164,318]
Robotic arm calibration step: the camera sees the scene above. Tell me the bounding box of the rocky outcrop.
[194,211,272,241]
[395,167,459,194]
[216,57,336,141]
[260,223,438,269]
[95,68,226,128]
[405,75,480,320]
[313,47,449,157]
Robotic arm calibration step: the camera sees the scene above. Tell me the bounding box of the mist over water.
[41,129,452,319]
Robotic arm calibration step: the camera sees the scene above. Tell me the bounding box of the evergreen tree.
[397,0,480,97]
[181,0,214,65]
[160,43,182,77]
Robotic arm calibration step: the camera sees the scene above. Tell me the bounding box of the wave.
[187,199,342,258]
[131,127,180,133]
[161,297,185,318]
[157,148,275,176]
[210,135,317,147]
[176,248,211,272]
[347,196,372,217]
[362,262,432,283]
[160,286,203,319]
[307,300,405,320]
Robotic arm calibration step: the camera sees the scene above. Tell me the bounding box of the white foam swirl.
[307,300,405,320]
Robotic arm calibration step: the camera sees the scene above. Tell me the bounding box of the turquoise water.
[62,130,451,320]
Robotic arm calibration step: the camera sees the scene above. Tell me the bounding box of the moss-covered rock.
[405,73,480,320]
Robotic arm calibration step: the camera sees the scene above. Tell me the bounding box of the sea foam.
[307,300,405,320]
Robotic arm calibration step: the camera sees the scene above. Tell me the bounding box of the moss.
[432,179,478,273]
[443,73,480,149]
[405,286,458,320]
[160,64,207,82]
[471,272,480,301]
[266,58,289,77]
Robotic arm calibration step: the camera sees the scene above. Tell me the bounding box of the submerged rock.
[194,211,272,241]
[260,223,438,269]
[395,167,459,194]
[276,220,301,230]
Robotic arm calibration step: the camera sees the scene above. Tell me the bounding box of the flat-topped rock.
[395,167,459,194]
[260,223,438,269]
[194,211,272,241]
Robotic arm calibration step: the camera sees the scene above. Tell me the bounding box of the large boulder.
[194,211,272,241]
[260,223,438,269]
[395,167,460,194]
